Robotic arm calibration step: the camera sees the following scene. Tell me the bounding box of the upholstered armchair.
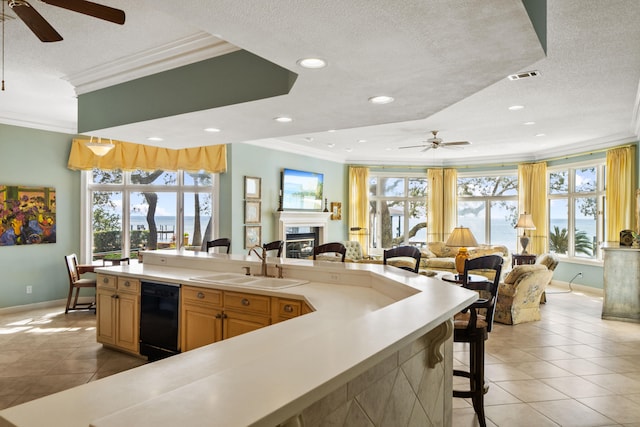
[537,253,560,304]
[494,264,554,325]
[343,240,366,262]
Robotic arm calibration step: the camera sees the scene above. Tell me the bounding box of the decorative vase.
[455,248,469,275]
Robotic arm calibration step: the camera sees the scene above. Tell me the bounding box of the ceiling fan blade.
[42,0,125,24]
[420,146,433,152]
[398,144,429,149]
[441,141,471,146]
[9,0,63,42]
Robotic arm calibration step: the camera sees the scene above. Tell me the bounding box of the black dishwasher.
[140,281,181,361]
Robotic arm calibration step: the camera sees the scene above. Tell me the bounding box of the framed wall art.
[330,202,342,220]
[244,176,261,199]
[245,225,262,248]
[245,200,261,224]
[0,185,56,246]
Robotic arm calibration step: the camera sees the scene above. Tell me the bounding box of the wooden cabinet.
[223,291,271,339]
[181,286,224,351]
[96,274,140,354]
[273,298,303,323]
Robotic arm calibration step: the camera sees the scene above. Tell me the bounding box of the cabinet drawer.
[224,292,271,315]
[97,274,117,290]
[117,277,140,294]
[276,299,302,318]
[183,286,223,307]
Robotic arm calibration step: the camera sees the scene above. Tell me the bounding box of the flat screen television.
[281,168,324,210]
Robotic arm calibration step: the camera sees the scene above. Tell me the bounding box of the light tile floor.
[453,286,640,427]
[0,306,146,410]
[1,286,639,427]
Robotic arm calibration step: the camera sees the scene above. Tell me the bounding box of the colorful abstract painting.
[0,185,56,246]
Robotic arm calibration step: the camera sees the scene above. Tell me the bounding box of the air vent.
[507,70,540,80]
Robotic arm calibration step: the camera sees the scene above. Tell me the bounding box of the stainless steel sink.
[190,273,308,289]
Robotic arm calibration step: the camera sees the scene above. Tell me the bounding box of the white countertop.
[0,250,476,427]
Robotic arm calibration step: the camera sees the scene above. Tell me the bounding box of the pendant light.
[86,136,115,156]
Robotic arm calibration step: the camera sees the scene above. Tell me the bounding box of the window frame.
[80,169,218,264]
[368,171,427,249]
[456,170,519,250]
[547,159,605,264]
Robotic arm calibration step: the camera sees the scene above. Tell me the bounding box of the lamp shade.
[446,226,478,248]
[515,213,536,230]
[85,136,115,156]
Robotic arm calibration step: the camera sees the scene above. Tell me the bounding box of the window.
[368,173,427,248]
[83,169,217,263]
[456,173,518,250]
[548,162,604,261]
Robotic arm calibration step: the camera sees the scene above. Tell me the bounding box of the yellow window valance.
[67,139,227,173]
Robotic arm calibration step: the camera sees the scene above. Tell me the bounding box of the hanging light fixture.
[85,136,115,156]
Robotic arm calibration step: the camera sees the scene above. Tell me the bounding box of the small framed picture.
[330,202,342,220]
[245,200,261,224]
[245,176,261,199]
[245,225,262,248]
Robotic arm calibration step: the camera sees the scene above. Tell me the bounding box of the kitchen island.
[0,249,476,427]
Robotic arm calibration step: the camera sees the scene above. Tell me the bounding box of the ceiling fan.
[7,0,125,42]
[399,130,471,152]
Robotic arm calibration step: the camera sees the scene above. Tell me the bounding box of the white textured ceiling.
[1,0,639,166]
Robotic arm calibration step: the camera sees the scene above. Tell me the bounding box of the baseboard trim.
[0,298,93,315]
[548,280,603,297]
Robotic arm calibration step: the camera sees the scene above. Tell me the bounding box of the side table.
[512,253,536,267]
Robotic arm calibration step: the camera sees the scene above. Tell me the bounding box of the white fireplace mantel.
[275,211,331,248]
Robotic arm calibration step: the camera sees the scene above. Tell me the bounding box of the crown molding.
[64,32,239,95]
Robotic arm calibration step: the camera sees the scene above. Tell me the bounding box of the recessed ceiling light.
[368,95,394,105]
[358,139,367,143]
[327,143,335,148]
[523,122,536,125]
[274,116,293,123]
[508,105,524,111]
[536,133,546,137]
[327,129,336,133]
[204,128,221,133]
[304,137,314,142]
[147,136,163,141]
[297,58,327,69]
[345,147,353,152]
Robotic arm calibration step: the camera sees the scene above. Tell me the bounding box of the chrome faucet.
[248,246,269,277]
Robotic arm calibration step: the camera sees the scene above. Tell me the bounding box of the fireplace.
[275,211,331,258]
[285,231,317,258]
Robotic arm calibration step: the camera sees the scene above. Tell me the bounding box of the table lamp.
[515,212,536,254]
[445,226,478,275]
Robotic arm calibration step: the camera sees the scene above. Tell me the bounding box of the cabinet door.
[223,310,270,340]
[96,288,116,345]
[116,292,140,353]
[181,302,223,351]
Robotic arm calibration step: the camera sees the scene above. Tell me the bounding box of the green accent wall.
[78,50,298,132]
[0,124,80,309]
[224,144,347,254]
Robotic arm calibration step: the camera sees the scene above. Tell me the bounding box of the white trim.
[65,33,239,95]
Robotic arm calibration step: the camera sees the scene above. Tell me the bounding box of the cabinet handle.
[103,277,109,284]
[111,294,116,299]
[284,304,293,313]
[215,313,222,319]
[222,313,228,319]
[123,281,130,287]
[241,298,250,306]
[113,294,119,299]
[197,292,205,299]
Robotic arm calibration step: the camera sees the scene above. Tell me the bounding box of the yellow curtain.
[67,139,227,173]
[348,166,369,256]
[606,145,636,241]
[427,168,457,242]
[518,162,547,254]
